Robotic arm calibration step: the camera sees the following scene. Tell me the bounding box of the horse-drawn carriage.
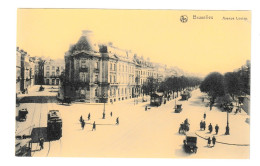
[179,119,190,134]
[17,109,28,122]
[175,104,183,113]
[183,133,198,153]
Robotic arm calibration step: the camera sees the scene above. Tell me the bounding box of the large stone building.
[61,30,176,103]
[44,59,65,85]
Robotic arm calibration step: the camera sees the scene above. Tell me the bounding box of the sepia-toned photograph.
[15,9,251,159]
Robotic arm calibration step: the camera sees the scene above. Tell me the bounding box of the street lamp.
[225,104,233,135]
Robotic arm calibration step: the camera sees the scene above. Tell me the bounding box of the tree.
[224,72,242,99]
[200,72,225,103]
[142,77,159,95]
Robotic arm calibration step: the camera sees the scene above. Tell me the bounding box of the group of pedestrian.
[208,123,219,135]
[79,111,119,131]
[207,136,216,147]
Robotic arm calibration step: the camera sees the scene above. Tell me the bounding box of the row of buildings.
[60,30,180,103]
[16,47,65,94]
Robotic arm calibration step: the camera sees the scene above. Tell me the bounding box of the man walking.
[208,123,213,133]
[81,120,85,130]
[110,111,113,117]
[80,115,83,123]
[92,121,96,131]
[145,106,148,111]
[203,113,206,120]
[88,113,91,121]
[116,117,119,125]
[215,124,219,135]
[207,137,211,147]
[212,136,216,147]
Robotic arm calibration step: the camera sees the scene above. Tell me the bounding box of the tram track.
[31,98,44,157]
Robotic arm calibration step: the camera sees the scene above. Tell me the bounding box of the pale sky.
[17,9,251,76]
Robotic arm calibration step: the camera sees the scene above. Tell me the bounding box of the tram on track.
[47,110,62,141]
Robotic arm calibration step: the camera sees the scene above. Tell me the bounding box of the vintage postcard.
[16,9,250,158]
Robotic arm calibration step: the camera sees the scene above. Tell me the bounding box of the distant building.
[44,59,65,85]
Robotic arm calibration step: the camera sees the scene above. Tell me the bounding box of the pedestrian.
[208,123,213,133]
[200,121,203,130]
[116,117,119,125]
[110,111,113,117]
[102,112,105,119]
[92,121,96,131]
[202,97,204,102]
[81,120,85,130]
[39,137,44,150]
[80,115,83,123]
[88,113,91,121]
[145,106,148,111]
[215,124,219,135]
[203,121,206,130]
[207,137,211,147]
[212,136,216,147]
[203,112,206,120]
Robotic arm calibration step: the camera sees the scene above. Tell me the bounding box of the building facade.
[62,31,177,103]
[44,59,65,85]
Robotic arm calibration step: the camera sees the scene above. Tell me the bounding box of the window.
[114,76,116,83]
[95,75,98,82]
[52,66,55,70]
[52,72,55,76]
[46,71,50,77]
[110,63,112,70]
[114,64,116,71]
[46,66,50,70]
[95,88,98,97]
[80,73,86,82]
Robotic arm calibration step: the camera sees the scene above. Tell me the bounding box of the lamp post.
[225,104,233,135]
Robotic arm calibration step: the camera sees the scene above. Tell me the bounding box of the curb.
[195,132,250,146]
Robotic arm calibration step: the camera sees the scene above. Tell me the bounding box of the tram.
[47,110,62,141]
[150,92,164,106]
